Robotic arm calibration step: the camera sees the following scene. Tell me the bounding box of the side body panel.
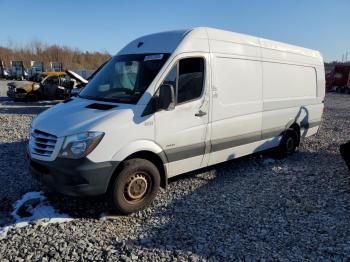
[207,34,264,166]
[206,28,324,168]
[260,40,325,141]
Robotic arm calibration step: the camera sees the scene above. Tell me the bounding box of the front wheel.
[110,158,160,215]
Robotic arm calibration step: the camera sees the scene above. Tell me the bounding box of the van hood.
[32,97,130,137]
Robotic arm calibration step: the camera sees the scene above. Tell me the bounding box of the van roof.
[203,27,321,59]
[118,27,322,60]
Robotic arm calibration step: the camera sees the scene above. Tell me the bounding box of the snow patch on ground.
[0,191,72,239]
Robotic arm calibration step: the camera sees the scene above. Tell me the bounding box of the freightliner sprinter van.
[28,27,325,214]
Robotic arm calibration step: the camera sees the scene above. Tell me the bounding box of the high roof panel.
[199,27,321,59]
[117,27,322,60]
[117,29,191,55]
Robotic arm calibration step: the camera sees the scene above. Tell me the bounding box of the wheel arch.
[108,142,168,192]
[125,150,167,189]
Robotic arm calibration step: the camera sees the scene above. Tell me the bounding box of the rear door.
[155,54,210,177]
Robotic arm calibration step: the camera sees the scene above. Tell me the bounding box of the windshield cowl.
[78,94,137,105]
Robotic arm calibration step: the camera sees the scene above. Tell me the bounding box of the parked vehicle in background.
[326,64,350,93]
[70,59,110,96]
[0,60,10,79]
[10,60,26,80]
[28,61,45,81]
[74,69,94,80]
[49,62,63,72]
[2,69,10,79]
[0,61,9,79]
[0,60,5,78]
[7,70,88,101]
[28,27,325,214]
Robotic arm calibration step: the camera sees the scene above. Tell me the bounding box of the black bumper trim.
[29,156,120,196]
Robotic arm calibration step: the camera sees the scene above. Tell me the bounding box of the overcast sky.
[1,0,349,62]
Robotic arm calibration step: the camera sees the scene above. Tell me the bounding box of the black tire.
[110,158,160,215]
[275,128,299,158]
[26,93,39,102]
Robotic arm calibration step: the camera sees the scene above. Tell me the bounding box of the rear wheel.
[110,158,160,215]
[275,128,299,158]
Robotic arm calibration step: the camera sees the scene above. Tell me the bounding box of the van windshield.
[79,53,170,104]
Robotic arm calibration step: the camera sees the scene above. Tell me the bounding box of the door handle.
[195,110,207,117]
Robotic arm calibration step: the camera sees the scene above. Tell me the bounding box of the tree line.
[0,40,346,73]
[0,41,111,70]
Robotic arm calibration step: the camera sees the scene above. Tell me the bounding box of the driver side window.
[177,58,204,104]
[160,57,204,105]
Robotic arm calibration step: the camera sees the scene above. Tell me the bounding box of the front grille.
[29,129,58,158]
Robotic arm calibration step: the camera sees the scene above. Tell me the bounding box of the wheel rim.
[286,137,295,154]
[124,172,149,202]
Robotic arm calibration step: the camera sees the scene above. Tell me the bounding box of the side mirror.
[158,84,175,110]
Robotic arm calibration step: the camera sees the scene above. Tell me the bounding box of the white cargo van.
[28,27,325,214]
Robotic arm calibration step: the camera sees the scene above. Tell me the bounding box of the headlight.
[58,132,104,159]
[33,83,40,89]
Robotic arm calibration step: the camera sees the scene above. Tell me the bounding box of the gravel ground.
[0,80,349,261]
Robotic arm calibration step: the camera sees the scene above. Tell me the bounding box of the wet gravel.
[0,80,350,261]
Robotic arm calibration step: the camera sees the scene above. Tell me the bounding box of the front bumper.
[28,155,119,196]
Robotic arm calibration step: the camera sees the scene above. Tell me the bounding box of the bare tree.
[0,41,111,70]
